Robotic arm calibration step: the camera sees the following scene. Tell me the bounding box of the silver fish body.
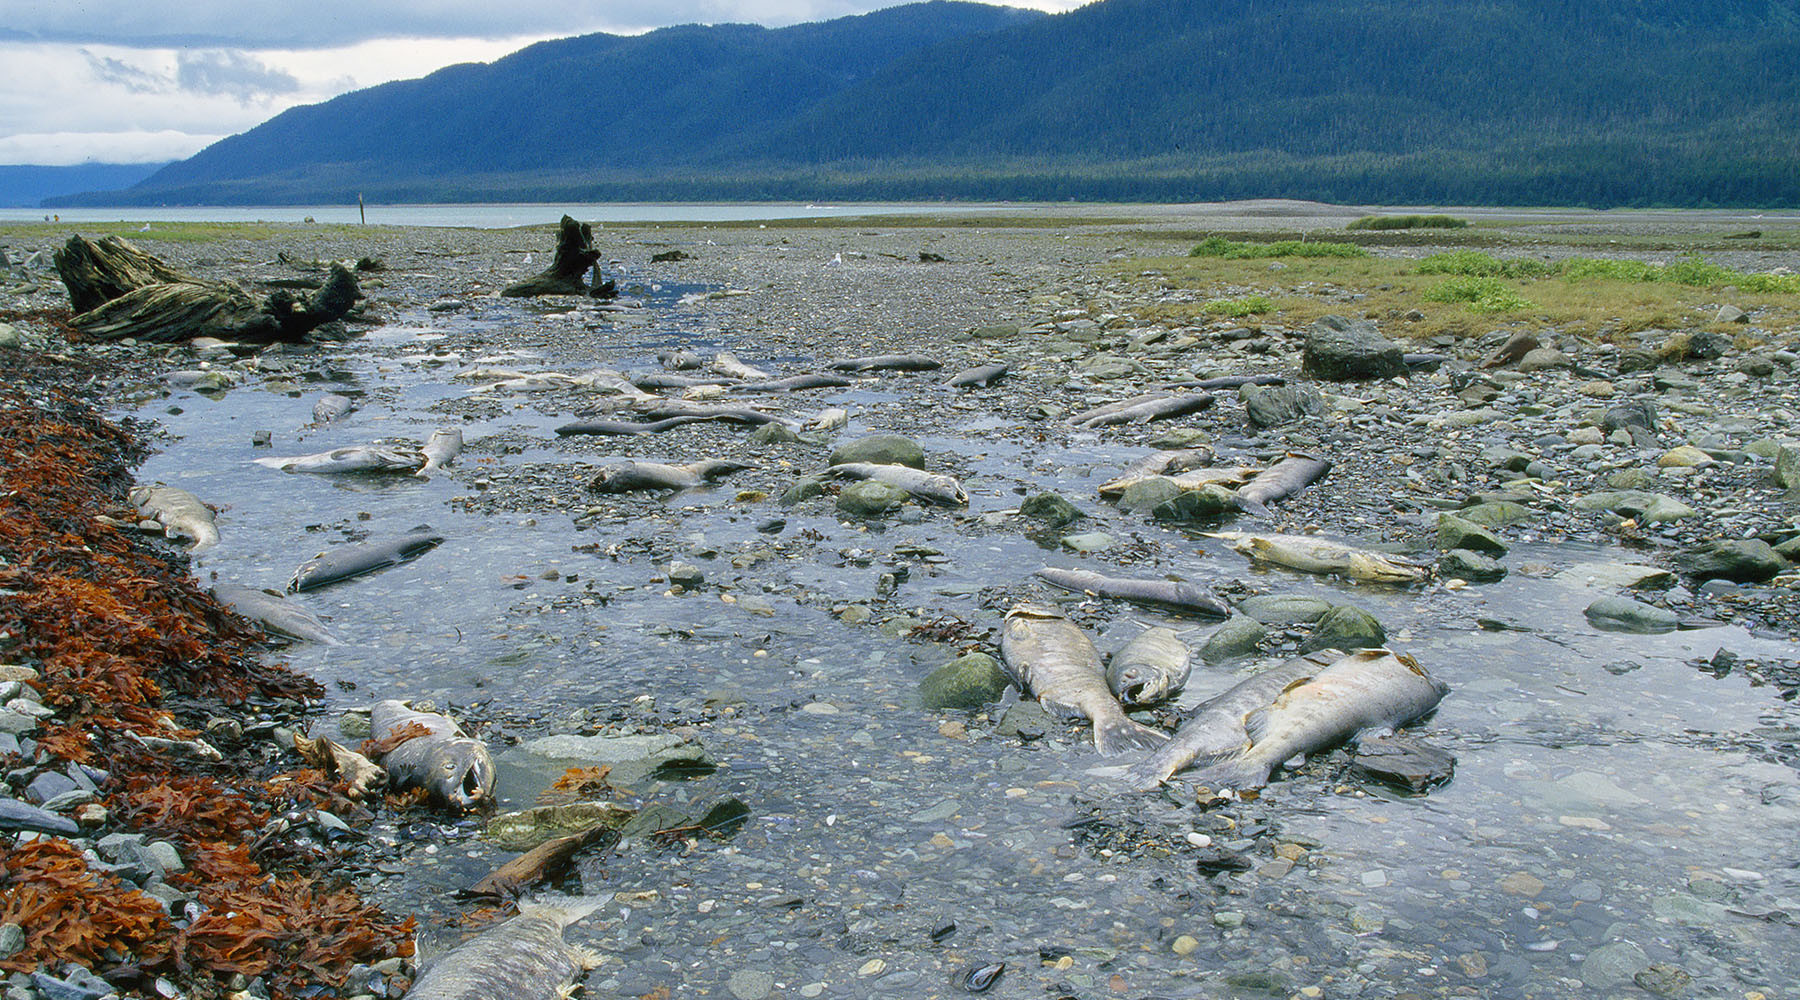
[827,462,967,506]
[311,393,357,425]
[1033,566,1230,618]
[710,351,771,380]
[1000,603,1167,756]
[415,428,464,478]
[942,362,1009,388]
[212,583,341,645]
[1106,626,1192,706]
[1194,649,1449,790]
[370,700,496,811]
[829,354,942,372]
[1233,453,1331,515]
[807,408,849,432]
[658,348,704,370]
[129,484,219,552]
[405,900,601,1000]
[1122,651,1336,789]
[254,445,424,474]
[288,526,444,592]
[1096,447,1218,498]
[587,459,751,493]
[732,373,855,393]
[1214,532,1429,584]
[1071,392,1214,429]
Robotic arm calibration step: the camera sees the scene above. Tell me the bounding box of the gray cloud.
[82,51,171,93]
[176,50,300,100]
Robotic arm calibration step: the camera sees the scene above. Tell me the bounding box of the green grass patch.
[1347,214,1469,231]
[1421,275,1535,313]
[1190,236,1368,259]
[1421,249,1800,293]
[1415,250,1555,279]
[1201,295,1274,316]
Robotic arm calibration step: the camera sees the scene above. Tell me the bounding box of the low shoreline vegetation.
[1190,236,1368,259]
[1417,250,1800,293]
[1347,214,1470,231]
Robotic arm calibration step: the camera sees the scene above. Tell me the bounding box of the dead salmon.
[1000,603,1167,756]
[1106,626,1192,706]
[1193,648,1449,790]
[1096,447,1218,498]
[1232,453,1331,515]
[129,484,219,553]
[370,700,496,812]
[406,898,602,1000]
[1211,532,1429,584]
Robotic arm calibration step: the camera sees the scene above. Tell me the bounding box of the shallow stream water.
[118,248,1800,1000]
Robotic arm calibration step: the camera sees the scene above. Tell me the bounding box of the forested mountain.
[1,164,165,208]
[55,0,1800,207]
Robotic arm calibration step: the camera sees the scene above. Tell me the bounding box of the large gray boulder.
[1300,316,1406,381]
[1240,383,1322,427]
[829,434,924,469]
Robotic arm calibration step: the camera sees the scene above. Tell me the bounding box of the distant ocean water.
[0,202,1009,228]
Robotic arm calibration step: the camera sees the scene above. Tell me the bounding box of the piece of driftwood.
[56,235,364,343]
[54,235,193,313]
[502,215,606,297]
[465,823,619,899]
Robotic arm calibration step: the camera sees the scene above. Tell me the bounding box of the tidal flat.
[3,203,1799,999]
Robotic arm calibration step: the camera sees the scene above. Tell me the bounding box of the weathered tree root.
[502,215,613,298]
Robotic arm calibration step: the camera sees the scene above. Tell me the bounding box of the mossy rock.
[1301,605,1386,653]
[829,434,924,469]
[837,480,909,517]
[1019,492,1084,527]
[918,652,1010,710]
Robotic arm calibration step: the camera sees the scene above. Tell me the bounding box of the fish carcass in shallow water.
[829,354,942,372]
[129,484,219,552]
[254,445,425,474]
[1106,626,1192,706]
[554,415,714,436]
[710,351,770,380]
[1033,566,1230,618]
[1000,604,1167,755]
[288,526,444,592]
[1069,392,1215,429]
[731,372,856,393]
[370,699,497,811]
[1188,648,1449,790]
[1211,532,1429,584]
[826,462,967,506]
[405,898,603,1000]
[211,583,341,645]
[1121,650,1337,790]
[657,348,704,370]
[1232,453,1331,516]
[588,459,751,493]
[415,428,464,478]
[941,362,1009,388]
[1096,447,1218,498]
[806,408,849,432]
[311,392,357,425]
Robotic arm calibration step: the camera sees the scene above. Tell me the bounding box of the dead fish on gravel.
[1033,566,1230,618]
[807,408,849,432]
[1096,447,1218,498]
[1107,626,1192,706]
[311,393,357,425]
[1000,603,1168,755]
[212,583,342,645]
[1122,650,1338,789]
[732,372,856,393]
[942,362,1009,388]
[657,347,704,370]
[129,484,219,552]
[826,462,967,505]
[710,351,771,380]
[630,372,735,390]
[588,459,752,493]
[1188,648,1449,790]
[405,898,602,1000]
[255,445,425,474]
[622,402,798,427]
[1232,453,1331,515]
[416,428,463,478]
[289,525,444,592]
[370,699,497,811]
[1070,392,1214,428]
[1211,531,1430,584]
[829,353,942,372]
[555,415,714,436]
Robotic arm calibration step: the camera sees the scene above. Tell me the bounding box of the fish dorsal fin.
[1243,674,1317,745]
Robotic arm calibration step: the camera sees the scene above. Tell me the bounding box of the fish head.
[1107,662,1167,706]
[425,738,497,812]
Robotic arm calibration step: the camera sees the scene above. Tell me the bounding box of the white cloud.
[0,130,224,165]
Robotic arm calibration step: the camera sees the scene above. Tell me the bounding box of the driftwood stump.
[502,215,606,297]
[54,235,363,344]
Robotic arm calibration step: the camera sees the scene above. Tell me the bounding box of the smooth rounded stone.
[1716,303,1749,324]
[1170,934,1200,956]
[918,653,1009,710]
[1436,513,1507,555]
[0,324,19,350]
[829,434,924,469]
[1568,426,1605,445]
[1602,399,1657,432]
[838,604,872,625]
[838,481,910,518]
[1200,617,1268,663]
[1639,495,1697,524]
[1651,892,1729,925]
[1481,444,1532,472]
[1239,383,1321,427]
[1060,531,1115,554]
[1301,605,1385,652]
[666,562,704,588]
[996,701,1048,739]
[0,923,20,961]
[1300,315,1406,381]
[1657,444,1714,468]
[1580,941,1650,989]
[1212,910,1245,929]
[1773,444,1800,493]
[1152,485,1234,522]
[1633,963,1693,997]
[1775,535,1800,561]
[26,771,78,805]
[781,476,825,505]
[1674,539,1786,582]
[1736,354,1776,377]
[1516,347,1571,372]
[1456,500,1534,528]
[1557,562,1675,590]
[1440,549,1506,583]
[1018,492,1084,527]
[727,968,775,1000]
[1077,354,1140,379]
[1746,438,1783,459]
[1584,596,1679,633]
[1237,595,1332,626]
[747,422,800,445]
[1116,476,1184,514]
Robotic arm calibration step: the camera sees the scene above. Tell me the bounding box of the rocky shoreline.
[2,208,1799,998]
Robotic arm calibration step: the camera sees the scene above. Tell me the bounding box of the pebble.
[727,968,774,1000]
[1170,935,1200,956]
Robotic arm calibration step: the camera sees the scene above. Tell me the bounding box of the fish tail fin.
[1232,493,1271,518]
[1093,715,1169,756]
[1193,754,1273,791]
[519,895,609,928]
[1118,755,1176,791]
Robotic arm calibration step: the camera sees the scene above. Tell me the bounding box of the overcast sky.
[1,0,1092,166]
